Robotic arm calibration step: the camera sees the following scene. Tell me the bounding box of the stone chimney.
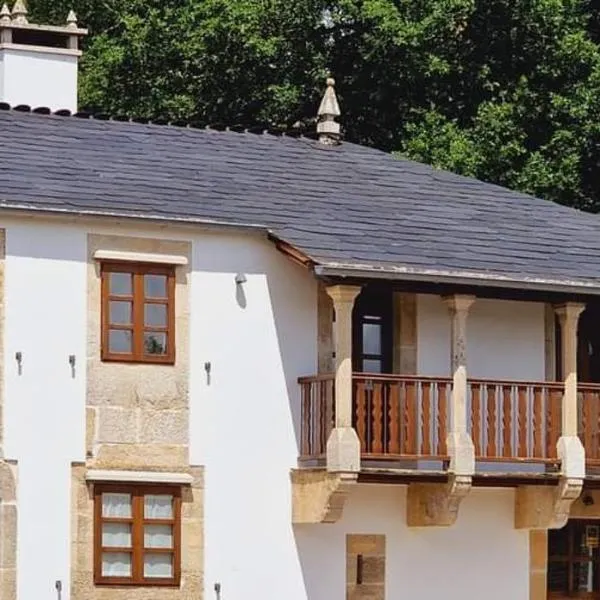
[0,1,87,112]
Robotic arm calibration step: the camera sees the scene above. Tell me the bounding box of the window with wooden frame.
[101,262,175,363]
[94,484,181,586]
[548,520,600,597]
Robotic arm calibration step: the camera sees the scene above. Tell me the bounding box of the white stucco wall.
[0,48,79,112]
[0,217,538,600]
[296,485,529,600]
[189,232,318,600]
[4,221,87,600]
[417,294,546,380]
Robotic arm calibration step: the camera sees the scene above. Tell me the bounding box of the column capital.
[326,284,362,307]
[554,302,586,323]
[443,294,476,315]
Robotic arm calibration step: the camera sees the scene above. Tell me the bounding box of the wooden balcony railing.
[468,380,563,462]
[580,384,600,464]
[299,374,334,459]
[299,374,600,466]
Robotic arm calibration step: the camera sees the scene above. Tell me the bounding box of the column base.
[557,435,585,480]
[326,427,360,473]
[446,431,475,476]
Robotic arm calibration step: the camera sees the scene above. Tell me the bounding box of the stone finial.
[11,0,27,24]
[317,77,341,145]
[66,9,77,28]
[0,3,11,24]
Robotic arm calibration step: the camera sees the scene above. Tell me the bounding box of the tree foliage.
[27,0,600,211]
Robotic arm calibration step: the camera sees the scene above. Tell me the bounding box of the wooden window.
[94,484,181,586]
[548,520,600,597]
[101,262,175,364]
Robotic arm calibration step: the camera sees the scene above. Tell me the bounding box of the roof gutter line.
[314,264,600,296]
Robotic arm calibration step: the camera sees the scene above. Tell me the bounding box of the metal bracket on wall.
[15,351,22,375]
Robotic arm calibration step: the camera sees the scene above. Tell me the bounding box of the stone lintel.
[406,475,472,527]
[326,427,360,473]
[291,468,357,524]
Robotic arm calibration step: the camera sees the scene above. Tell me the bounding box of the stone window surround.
[74,233,202,600]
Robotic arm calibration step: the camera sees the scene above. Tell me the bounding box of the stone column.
[326,285,362,472]
[443,295,476,476]
[515,303,586,531]
[555,303,586,477]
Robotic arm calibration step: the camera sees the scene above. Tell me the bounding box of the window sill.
[94,579,180,587]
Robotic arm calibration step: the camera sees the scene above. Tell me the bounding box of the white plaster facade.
[296,485,529,600]
[0,48,79,112]
[417,293,546,380]
[0,216,551,599]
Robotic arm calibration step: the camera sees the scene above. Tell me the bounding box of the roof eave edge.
[314,264,600,296]
[0,203,268,233]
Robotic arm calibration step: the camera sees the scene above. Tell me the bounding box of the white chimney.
[0,2,87,112]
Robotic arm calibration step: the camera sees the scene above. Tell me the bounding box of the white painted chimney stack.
[0,1,87,112]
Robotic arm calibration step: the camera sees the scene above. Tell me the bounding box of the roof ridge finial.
[66,9,77,28]
[0,3,11,24]
[67,9,77,29]
[11,0,27,24]
[317,76,341,145]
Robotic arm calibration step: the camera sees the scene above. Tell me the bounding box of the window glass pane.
[144,524,173,548]
[144,274,167,298]
[363,359,382,373]
[109,272,132,296]
[144,304,167,327]
[109,329,132,353]
[144,553,173,578]
[362,322,381,355]
[548,561,569,593]
[102,552,131,577]
[102,493,132,518]
[145,495,173,519]
[109,301,132,325]
[102,523,132,548]
[574,561,600,592]
[144,332,167,355]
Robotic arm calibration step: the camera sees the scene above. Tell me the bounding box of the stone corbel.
[406,474,471,527]
[515,477,583,530]
[291,468,357,524]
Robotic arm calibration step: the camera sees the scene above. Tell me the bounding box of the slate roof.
[2,108,600,293]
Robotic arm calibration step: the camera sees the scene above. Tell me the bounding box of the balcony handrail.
[297,372,600,388]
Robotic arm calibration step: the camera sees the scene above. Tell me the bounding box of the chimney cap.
[0,2,87,35]
[317,76,341,145]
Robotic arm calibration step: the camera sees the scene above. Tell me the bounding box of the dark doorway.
[352,287,393,374]
[548,519,600,597]
[578,304,600,384]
